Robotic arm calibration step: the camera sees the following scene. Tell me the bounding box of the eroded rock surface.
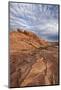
[9,29,59,88]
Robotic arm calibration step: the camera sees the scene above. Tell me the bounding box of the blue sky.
[9,3,59,42]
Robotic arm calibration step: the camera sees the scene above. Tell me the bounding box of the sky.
[9,2,59,42]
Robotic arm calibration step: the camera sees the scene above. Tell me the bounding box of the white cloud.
[9,2,59,41]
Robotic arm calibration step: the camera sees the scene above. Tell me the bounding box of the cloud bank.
[9,3,59,42]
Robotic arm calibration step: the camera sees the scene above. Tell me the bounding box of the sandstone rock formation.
[9,29,59,88]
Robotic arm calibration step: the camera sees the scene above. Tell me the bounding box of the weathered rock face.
[9,29,59,88]
[10,30,48,52]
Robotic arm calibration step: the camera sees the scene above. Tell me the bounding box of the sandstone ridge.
[9,29,59,88]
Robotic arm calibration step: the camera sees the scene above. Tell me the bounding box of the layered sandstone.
[9,29,59,88]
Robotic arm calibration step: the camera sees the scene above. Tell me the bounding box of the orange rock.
[9,29,59,88]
